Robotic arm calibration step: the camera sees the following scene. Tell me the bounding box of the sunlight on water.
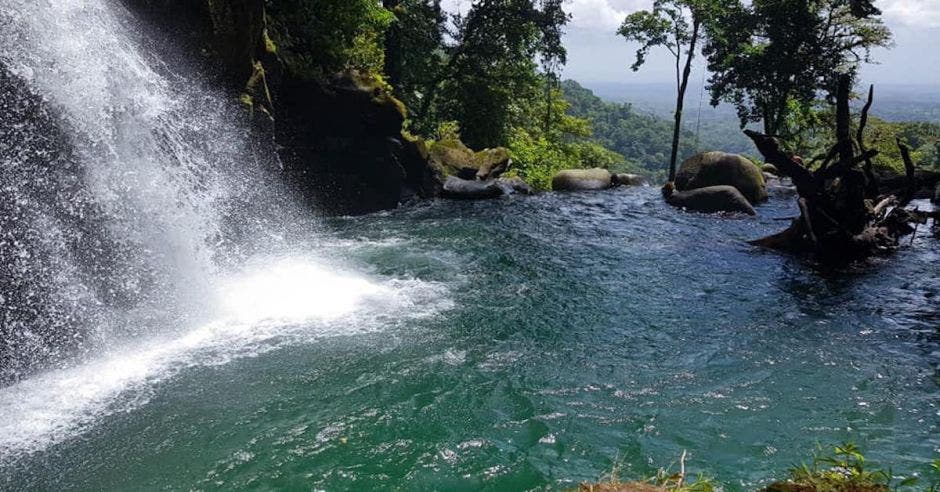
[0,257,425,462]
[218,259,391,324]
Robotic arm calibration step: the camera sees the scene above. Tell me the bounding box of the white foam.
[0,257,446,462]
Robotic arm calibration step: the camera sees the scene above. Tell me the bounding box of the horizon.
[444,0,940,88]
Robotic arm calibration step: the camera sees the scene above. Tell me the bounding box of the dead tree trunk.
[745,74,937,264]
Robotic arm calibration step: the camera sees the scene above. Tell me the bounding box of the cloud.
[565,0,659,31]
[441,0,650,31]
[878,0,940,28]
[565,0,627,31]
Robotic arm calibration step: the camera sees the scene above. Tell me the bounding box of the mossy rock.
[552,168,613,191]
[676,152,767,203]
[400,133,444,199]
[428,138,510,180]
[762,163,780,176]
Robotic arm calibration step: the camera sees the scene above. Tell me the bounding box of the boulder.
[441,176,504,200]
[475,148,511,181]
[613,173,648,187]
[934,182,940,204]
[496,176,535,196]
[428,139,510,181]
[676,152,767,203]
[764,174,798,198]
[663,183,757,215]
[399,135,444,200]
[761,163,780,176]
[552,168,613,191]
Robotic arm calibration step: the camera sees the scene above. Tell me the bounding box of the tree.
[703,0,891,137]
[266,0,394,78]
[382,0,447,133]
[618,0,709,183]
[745,74,938,263]
[407,0,570,149]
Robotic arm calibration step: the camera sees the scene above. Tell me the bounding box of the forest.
[243,0,940,191]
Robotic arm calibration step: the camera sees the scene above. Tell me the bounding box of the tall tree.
[703,0,891,137]
[408,0,570,148]
[618,0,708,183]
[382,0,447,134]
[537,0,569,133]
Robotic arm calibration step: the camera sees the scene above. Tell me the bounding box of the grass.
[576,451,717,492]
[762,443,940,492]
[577,444,940,492]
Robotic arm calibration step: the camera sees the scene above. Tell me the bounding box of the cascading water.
[0,0,443,462]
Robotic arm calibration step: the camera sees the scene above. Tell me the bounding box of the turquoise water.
[2,188,938,490]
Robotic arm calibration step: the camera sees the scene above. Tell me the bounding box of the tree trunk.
[744,74,935,264]
[382,0,403,90]
[668,19,700,183]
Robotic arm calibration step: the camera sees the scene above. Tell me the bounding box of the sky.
[443,0,940,87]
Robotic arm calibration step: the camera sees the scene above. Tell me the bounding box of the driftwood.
[746,75,938,263]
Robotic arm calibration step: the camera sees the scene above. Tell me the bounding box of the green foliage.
[562,80,696,179]
[786,101,940,174]
[505,87,632,190]
[400,0,571,149]
[618,0,712,181]
[768,443,940,491]
[782,443,891,491]
[704,0,892,135]
[385,0,447,134]
[266,0,394,79]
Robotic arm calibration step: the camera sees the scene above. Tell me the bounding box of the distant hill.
[581,81,940,124]
[575,81,940,167]
[564,80,755,163]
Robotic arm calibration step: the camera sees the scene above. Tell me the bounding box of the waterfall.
[0,0,259,376]
[0,0,445,461]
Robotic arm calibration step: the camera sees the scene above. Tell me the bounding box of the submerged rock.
[765,174,798,198]
[441,176,504,200]
[613,173,648,187]
[663,183,757,215]
[441,176,534,199]
[552,168,613,191]
[496,176,535,195]
[676,152,767,203]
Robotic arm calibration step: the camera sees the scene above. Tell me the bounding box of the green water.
[3,188,938,490]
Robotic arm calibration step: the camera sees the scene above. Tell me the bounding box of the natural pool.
[1,188,938,490]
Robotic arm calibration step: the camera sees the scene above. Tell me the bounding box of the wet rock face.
[121,2,443,216]
[276,72,441,215]
[0,67,130,383]
[676,152,768,204]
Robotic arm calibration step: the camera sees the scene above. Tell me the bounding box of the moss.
[676,151,768,203]
[243,60,273,114]
[262,28,278,55]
